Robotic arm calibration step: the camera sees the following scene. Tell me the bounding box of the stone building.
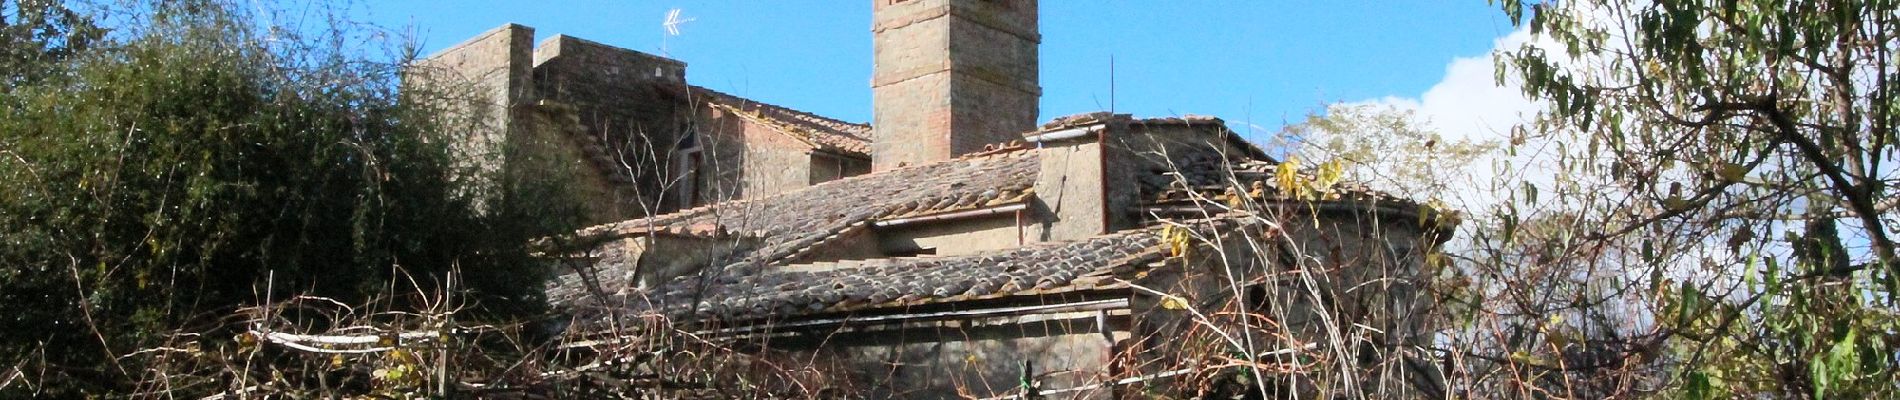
[420,0,1450,398]
[410,25,872,224]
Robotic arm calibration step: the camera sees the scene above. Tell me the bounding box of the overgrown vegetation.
[1277,103,1498,202]
[1437,0,1900,397]
[6,0,1898,398]
[0,0,583,396]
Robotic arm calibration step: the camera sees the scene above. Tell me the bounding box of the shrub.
[0,1,582,395]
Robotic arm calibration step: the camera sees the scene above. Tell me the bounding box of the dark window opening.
[686,152,704,206]
[888,247,937,258]
[675,127,704,207]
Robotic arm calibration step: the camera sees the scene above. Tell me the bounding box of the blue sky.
[361,2,1519,141]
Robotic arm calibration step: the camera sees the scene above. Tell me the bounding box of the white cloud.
[1356,29,1545,145]
[1338,27,1555,214]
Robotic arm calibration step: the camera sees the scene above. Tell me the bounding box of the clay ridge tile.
[691,86,871,156]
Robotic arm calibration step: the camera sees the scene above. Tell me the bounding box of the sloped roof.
[658,224,1166,320]
[691,86,872,156]
[571,216,1250,325]
[548,147,1044,306]
[545,112,1446,331]
[1144,159,1426,210]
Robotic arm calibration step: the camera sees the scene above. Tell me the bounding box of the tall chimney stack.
[871,0,1040,170]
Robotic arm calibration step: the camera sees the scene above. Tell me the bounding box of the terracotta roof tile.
[570,216,1251,324]
[692,86,871,156]
[547,148,1044,306]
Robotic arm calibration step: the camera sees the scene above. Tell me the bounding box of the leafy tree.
[1471,0,1900,397]
[0,0,102,86]
[0,1,582,395]
[1279,103,1497,202]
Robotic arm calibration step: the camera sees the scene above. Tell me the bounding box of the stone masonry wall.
[871,0,1040,171]
[531,35,691,213]
[730,111,819,202]
[686,105,822,206]
[944,0,1038,155]
[408,23,533,180]
[525,103,640,222]
[793,313,1117,399]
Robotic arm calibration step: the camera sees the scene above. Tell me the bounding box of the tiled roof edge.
[1038,112,1275,163]
[690,86,872,138]
[565,146,1044,244]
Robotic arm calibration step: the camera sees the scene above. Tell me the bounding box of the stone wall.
[1269,208,1433,346]
[686,105,827,205]
[1029,137,1110,242]
[1123,210,1438,396]
[786,310,1120,399]
[419,24,874,224]
[738,121,822,201]
[871,0,1040,171]
[531,34,692,214]
[407,23,534,180]
[525,102,640,223]
[875,214,1023,256]
[810,152,872,184]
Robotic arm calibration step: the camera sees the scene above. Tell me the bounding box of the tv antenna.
[661,8,695,55]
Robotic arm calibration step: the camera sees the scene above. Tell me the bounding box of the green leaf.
[1683,369,1713,400]
[1765,257,1780,290]
[1742,251,1758,291]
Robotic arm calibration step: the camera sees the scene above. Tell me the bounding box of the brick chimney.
[871,0,1040,170]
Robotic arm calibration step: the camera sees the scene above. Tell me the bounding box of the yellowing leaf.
[388,348,418,365]
[1161,225,1192,257]
[1275,157,1303,198]
[1547,329,1572,349]
[1160,296,1189,310]
[1663,195,1693,211]
[235,332,257,353]
[1715,162,1748,182]
[1312,159,1345,194]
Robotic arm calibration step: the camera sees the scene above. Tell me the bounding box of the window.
[675,129,703,207]
[887,247,937,258]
